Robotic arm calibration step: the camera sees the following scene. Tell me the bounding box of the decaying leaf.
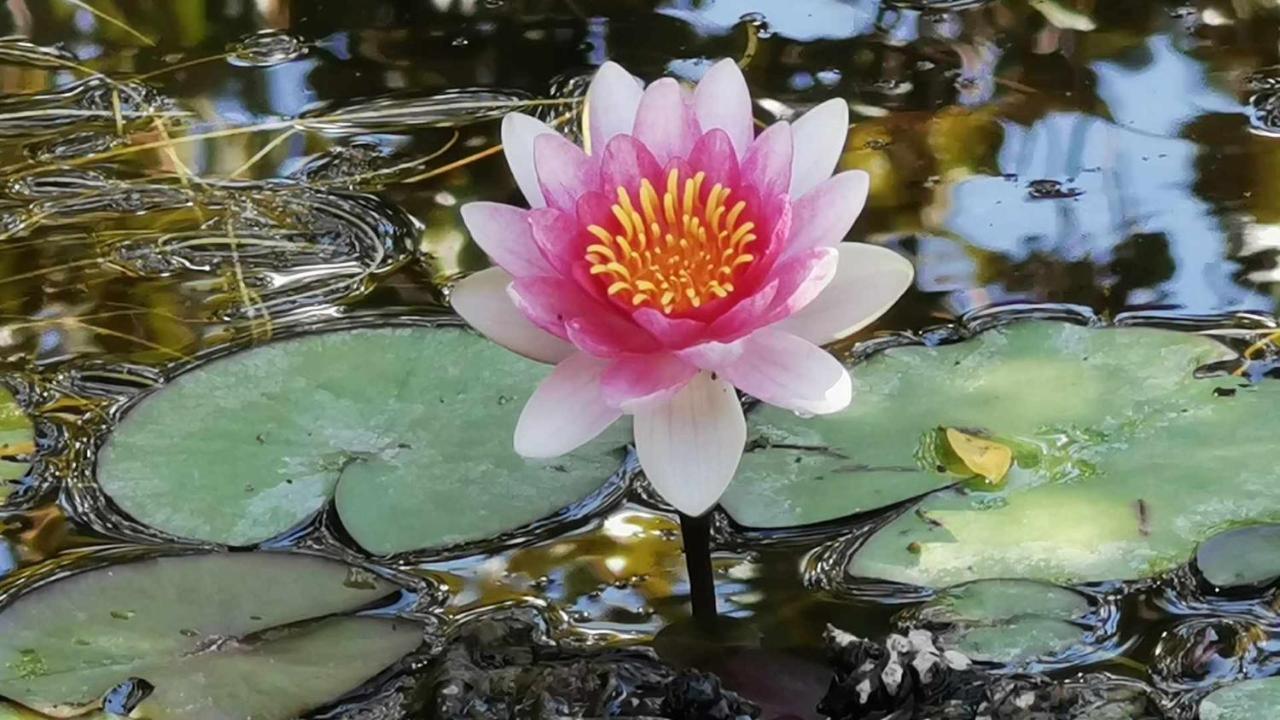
[944,428,1013,484]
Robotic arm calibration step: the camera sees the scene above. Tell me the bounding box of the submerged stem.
[679,512,718,627]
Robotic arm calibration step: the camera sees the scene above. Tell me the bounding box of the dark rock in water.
[416,611,759,720]
[818,626,1164,720]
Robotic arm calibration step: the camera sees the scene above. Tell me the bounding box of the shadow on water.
[1,0,1280,718]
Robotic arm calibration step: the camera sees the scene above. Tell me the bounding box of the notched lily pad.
[0,553,419,720]
[900,580,1093,665]
[833,321,1280,588]
[96,327,628,554]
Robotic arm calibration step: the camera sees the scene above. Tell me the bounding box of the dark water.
[1,1,1280,718]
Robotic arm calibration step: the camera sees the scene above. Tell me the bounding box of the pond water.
[1,1,1280,719]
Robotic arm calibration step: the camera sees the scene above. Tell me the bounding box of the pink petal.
[762,246,840,321]
[633,308,709,349]
[740,121,793,198]
[705,279,781,343]
[599,134,664,194]
[507,276,599,341]
[502,112,556,208]
[452,267,574,364]
[633,371,745,516]
[777,243,914,345]
[566,315,659,357]
[717,328,851,415]
[693,59,754,158]
[460,202,551,277]
[687,129,741,189]
[786,171,869,255]
[601,353,698,411]
[586,61,644,156]
[515,352,621,458]
[527,207,580,276]
[789,98,849,197]
[534,132,599,213]
[632,78,700,165]
[677,339,744,370]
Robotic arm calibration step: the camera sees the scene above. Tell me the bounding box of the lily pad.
[832,321,1280,587]
[0,387,32,500]
[96,327,628,554]
[1200,678,1280,720]
[1194,524,1280,590]
[902,580,1092,665]
[725,321,1236,529]
[0,553,419,719]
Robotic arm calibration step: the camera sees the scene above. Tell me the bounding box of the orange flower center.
[584,168,757,315]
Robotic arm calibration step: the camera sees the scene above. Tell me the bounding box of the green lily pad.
[0,387,32,500]
[725,320,1236,529]
[1195,524,1280,590]
[903,580,1092,664]
[0,553,419,719]
[1200,678,1280,720]
[96,327,628,554]
[832,321,1280,587]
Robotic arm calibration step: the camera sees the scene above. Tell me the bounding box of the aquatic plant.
[452,59,914,519]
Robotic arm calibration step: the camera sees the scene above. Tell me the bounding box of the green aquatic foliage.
[0,387,32,500]
[729,320,1280,588]
[841,322,1280,587]
[0,553,418,720]
[904,579,1093,665]
[1194,524,1280,590]
[96,327,628,554]
[1200,678,1280,720]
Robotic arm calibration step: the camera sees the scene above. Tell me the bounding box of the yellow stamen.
[582,167,762,314]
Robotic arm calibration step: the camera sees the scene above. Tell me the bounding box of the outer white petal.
[501,112,556,208]
[634,371,745,517]
[789,98,849,197]
[452,267,573,364]
[515,352,620,458]
[585,61,644,155]
[776,244,915,345]
[717,329,852,415]
[693,58,754,157]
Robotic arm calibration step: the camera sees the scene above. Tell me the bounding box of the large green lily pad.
[820,321,1280,587]
[1194,524,1280,590]
[0,553,419,719]
[1200,678,1280,720]
[725,320,1238,529]
[97,327,628,554]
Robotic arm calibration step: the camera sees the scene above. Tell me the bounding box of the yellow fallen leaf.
[944,428,1013,484]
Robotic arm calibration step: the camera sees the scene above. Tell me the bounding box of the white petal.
[452,267,573,364]
[693,58,754,157]
[515,352,620,458]
[718,328,852,415]
[501,112,556,208]
[776,244,914,345]
[634,371,745,516]
[789,98,849,197]
[585,61,644,155]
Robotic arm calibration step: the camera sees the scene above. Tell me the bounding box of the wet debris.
[417,612,759,720]
[1026,179,1084,200]
[818,626,1163,720]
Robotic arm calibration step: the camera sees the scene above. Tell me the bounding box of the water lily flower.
[452,59,914,517]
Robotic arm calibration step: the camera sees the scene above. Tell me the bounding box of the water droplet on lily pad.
[97,327,628,554]
[0,553,418,719]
